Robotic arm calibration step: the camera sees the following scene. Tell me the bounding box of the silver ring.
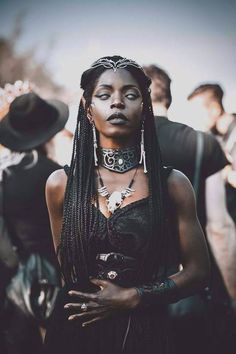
[81,303,88,312]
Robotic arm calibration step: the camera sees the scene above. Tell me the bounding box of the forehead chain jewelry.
[91,58,144,73]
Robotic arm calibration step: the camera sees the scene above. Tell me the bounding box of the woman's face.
[88,68,143,146]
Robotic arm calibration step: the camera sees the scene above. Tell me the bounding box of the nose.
[110,93,125,109]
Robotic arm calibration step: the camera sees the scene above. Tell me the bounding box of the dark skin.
[46,69,210,327]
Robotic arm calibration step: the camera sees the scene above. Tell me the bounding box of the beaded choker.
[99,146,139,173]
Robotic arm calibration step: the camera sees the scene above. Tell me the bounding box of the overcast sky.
[1,0,236,129]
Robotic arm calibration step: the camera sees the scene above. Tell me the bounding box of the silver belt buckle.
[96,253,114,262]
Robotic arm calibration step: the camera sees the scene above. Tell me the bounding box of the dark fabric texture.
[3,152,61,263]
[1,300,43,354]
[43,167,176,354]
[1,152,61,354]
[225,183,236,224]
[0,179,19,300]
[6,253,60,326]
[155,116,228,229]
[155,116,232,354]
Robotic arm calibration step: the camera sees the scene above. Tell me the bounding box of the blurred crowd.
[0,62,236,354]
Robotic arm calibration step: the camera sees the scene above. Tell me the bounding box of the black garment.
[225,183,236,224]
[44,168,175,354]
[3,152,61,263]
[155,116,228,229]
[1,301,43,354]
[155,117,231,354]
[1,152,61,354]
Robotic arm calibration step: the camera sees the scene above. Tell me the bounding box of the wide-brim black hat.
[0,92,69,151]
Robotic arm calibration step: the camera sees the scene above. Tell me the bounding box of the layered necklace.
[97,146,139,214]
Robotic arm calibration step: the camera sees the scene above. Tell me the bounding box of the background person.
[143,65,234,354]
[188,83,236,223]
[0,91,69,354]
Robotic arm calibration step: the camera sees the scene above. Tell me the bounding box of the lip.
[107,112,128,122]
[108,117,128,125]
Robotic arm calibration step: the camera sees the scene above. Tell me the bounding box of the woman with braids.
[44,55,210,354]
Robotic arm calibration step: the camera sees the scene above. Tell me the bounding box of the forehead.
[94,68,140,89]
[190,94,208,107]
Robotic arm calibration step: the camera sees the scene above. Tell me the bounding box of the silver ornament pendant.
[97,167,137,214]
[106,191,123,214]
[106,187,135,214]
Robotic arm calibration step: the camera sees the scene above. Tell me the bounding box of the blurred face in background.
[44,129,73,165]
[188,94,221,131]
[149,76,166,104]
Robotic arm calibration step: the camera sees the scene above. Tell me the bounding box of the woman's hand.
[64,278,140,326]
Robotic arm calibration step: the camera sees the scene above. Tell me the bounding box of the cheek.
[91,105,106,123]
[131,105,143,123]
[92,110,108,134]
[91,99,109,116]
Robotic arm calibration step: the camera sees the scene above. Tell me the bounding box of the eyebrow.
[96,84,140,90]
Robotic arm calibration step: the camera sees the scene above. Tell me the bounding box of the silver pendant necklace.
[97,167,138,214]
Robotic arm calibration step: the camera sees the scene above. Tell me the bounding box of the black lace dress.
[43,168,175,354]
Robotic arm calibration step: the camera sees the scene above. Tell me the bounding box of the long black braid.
[59,55,174,286]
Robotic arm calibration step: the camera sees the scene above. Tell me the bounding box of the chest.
[96,167,149,218]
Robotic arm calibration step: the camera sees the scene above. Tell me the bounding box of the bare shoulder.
[46,168,67,191]
[46,168,67,205]
[167,169,195,207]
[46,169,68,251]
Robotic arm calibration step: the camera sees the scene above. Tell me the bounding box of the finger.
[64,302,84,309]
[82,315,107,327]
[68,290,98,301]
[72,308,108,319]
[68,307,108,321]
[64,301,105,310]
[68,314,81,321]
[89,278,109,290]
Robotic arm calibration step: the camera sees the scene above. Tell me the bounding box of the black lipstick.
[107,112,128,121]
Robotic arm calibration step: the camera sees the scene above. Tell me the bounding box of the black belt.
[94,252,137,285]
[96,252,137,267]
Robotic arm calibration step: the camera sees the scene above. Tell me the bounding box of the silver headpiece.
[91,58,144,73]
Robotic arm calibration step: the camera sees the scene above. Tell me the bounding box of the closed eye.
[126,93,140,100]
[95,93,110,100]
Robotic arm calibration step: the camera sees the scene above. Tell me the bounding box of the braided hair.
[59,56,173,285]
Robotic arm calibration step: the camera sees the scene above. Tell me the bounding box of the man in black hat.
[0,92,69,354]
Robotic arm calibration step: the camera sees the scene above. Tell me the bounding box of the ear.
[87,103,94,123]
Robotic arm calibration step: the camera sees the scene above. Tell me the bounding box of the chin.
[111,130,139,141]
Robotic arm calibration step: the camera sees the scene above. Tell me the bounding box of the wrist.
[123,287,141,310]
[135,278,178,307]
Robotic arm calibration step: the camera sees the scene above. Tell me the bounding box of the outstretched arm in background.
[206,170,236,303]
